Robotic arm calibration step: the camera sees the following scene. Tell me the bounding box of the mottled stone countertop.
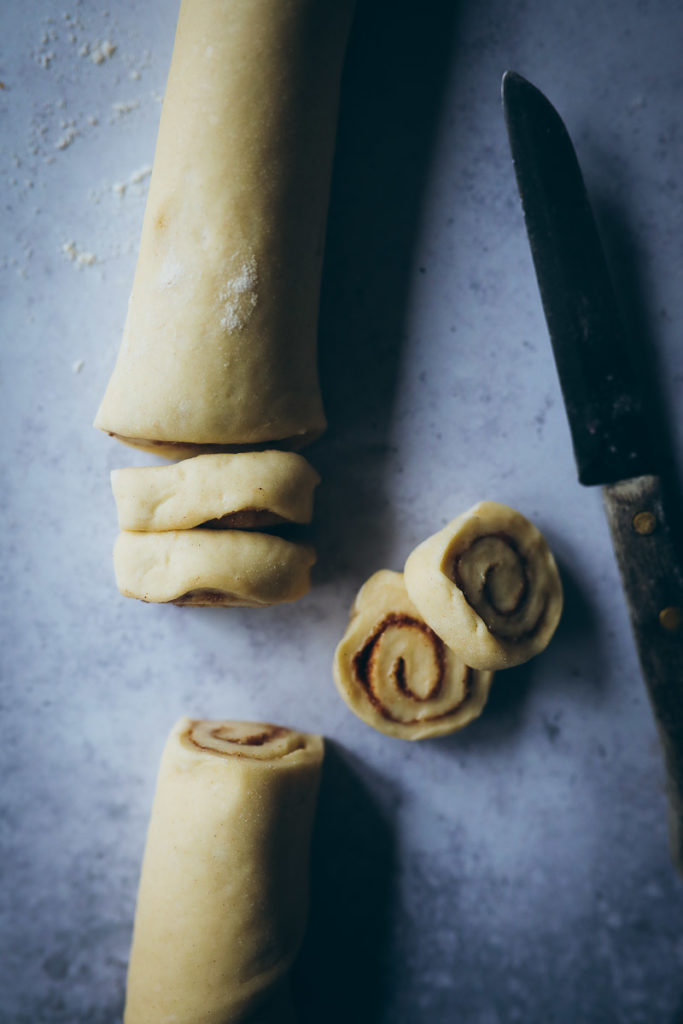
[2,1,683,1021]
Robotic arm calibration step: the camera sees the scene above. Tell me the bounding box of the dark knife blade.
[502,70,683,874]
[502,70,654,487]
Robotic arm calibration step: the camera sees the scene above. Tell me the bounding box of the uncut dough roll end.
[124,718,324,1024]
[94,0,356,453]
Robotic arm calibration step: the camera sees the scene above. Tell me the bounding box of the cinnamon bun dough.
[124,717,323,1024]
[111,451,320,532]
[113,529,315,606]
[404,502,563,670]
[334,570,494,740]
[94,0,355,453]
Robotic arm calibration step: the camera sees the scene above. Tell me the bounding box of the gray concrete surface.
[1,0,682,1021]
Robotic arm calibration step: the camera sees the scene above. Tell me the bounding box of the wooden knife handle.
[602,474,683,874]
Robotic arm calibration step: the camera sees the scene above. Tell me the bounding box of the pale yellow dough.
[124,717,324,1024]
[333,570,494,740]
[94,0,355,453]
[404,501,563,671]
[113,529,315,606]
[111,451,320,532]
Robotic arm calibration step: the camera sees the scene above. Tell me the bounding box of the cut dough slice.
[124,717,323,1024]
[94,0,356,454]
[404,501,563,670]
[111,451,320,532]
[114,530,315,606]
[333,570,494,740]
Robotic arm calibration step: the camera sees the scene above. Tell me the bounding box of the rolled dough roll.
[124,717,324,1024]
[111,451,320,532]
[114,529,315,606]
[404,501,563,670]
[94,0,355,453]
[334,570,494,740]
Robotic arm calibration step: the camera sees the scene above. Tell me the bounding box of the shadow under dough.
[293,743,399,1024]
[311,0,463,581]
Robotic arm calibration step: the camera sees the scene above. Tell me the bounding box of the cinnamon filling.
[184,720,306,759]
[352,613,471,723]
[173,588,232,606]
[171,589,267,608]
[200,509,286,530]
[191,722,287,749]
[213,725,287,746]
[448,531,545,642]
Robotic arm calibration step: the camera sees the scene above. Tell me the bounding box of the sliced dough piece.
[404,501,563,670]
[113,529,315,606]
[333,570,494,740]
[111,451,320,532]
[124,717,323,1024]
[94,0,356,454]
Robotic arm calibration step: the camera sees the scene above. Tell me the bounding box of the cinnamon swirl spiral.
[404,501,563,670]
[184,718,308,760]
[334,571,494,739]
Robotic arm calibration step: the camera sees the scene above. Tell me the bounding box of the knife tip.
[501,70,529,100]
[501,71,562,132]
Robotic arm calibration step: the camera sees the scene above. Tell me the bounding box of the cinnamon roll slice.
[124,717,323,1024]
[334,570,493,740]
[111,451,320,532]
[113,530,315,606]
[404,501,563,670]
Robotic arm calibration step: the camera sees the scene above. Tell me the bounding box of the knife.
[502,70,683,873]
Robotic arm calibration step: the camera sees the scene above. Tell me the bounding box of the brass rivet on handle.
[632,511,657,535]
[659,606,683,633]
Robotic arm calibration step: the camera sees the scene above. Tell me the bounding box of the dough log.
[112,451,320,532]
[124,717,324,1024]
[94,0,355,454]
[404,501,563,670]
[334,570,494,740]
[114,530,316,606]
